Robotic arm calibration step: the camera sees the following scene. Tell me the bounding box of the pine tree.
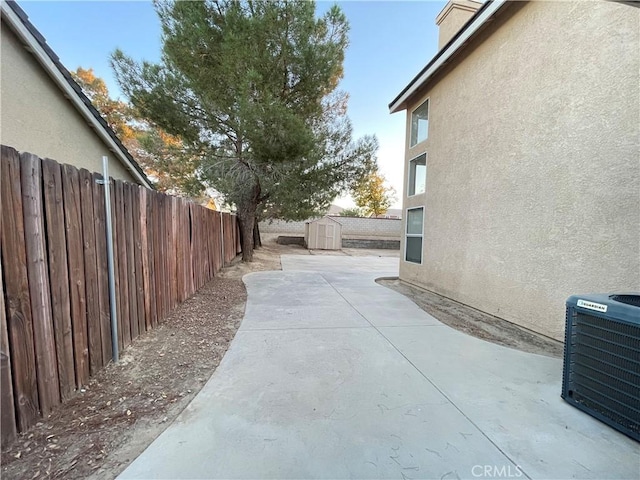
[111,0,377,261]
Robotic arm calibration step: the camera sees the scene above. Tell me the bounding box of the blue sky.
[19,0,446,208]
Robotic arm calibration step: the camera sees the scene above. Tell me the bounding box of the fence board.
[0,222,18,447]
[0,147,39,430]
[220,212,226,268]
[170,197,178,309]
[214,214,219,272]
[149,193,159,328]
[165,194,172,314]
[79,169,102,374]
[187,204,194,294]
[115,180,131,346]
[158,194,162,316]
[198,208,205,287]
[194,205,200,289]
[191,204,197,292]
[213,211,222,273]
[132,186,146,336]
[206,213,212,278]
[139,188,153,330]
[157,194,166,321]
[194,206,197,288]
[161,195,167,317]
[205,212,210,279]
[154,195,163,322]
[185,202,191,297]
[161,194,168,318]
[218,212,224,270]
[224,214,235,265]
[124,183,139,341]
[174,198,185,302]
[181,200,188,300]
[209,214,214,273]
[155,194,163,321]
[187,202,194,294]
[210,214,214,272]
[203,210,208,280]
[92,173,112,363]
[198,207,203,285]
[204,212,211,279]
[62,164,89,388]
[42,159,75,400]
[204,211,209,281]
[202,210,208,283]
[110,179,123,352]
[182,201,188,298]
[226,214,231,265]
[195,205,200,288]
[22,153,60,414]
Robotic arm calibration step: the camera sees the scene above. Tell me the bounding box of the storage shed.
[305,216,342,250]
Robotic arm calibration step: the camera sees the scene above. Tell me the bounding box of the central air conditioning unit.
[562,293,640,441]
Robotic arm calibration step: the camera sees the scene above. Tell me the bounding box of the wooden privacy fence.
[0,145,241,446]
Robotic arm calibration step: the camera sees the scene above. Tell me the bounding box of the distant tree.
[340,207,364,217]
[133,128,205,197]
[111,0,378,261]
[71,67,137,142]
[71,67,205,197]
[352,171,396,217]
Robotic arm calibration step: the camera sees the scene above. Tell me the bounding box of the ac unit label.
[577,299,608,313]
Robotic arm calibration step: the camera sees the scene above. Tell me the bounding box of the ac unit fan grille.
[610,295,640,307]
[566,311,640,438]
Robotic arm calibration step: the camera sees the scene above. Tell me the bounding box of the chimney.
[435,0,483,50]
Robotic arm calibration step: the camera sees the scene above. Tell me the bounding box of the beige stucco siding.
[1,22,136,182]
[400,1,640,341]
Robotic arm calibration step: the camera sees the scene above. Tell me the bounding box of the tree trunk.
[237,181,261,262]
[253,222,262,249]
[237,205,256,262]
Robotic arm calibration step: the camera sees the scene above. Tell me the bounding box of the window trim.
[404,206,424,265]
[407,152,427,197]
[409,98,429,148]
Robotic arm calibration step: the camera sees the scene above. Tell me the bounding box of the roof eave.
[1,1,153,188]
[389,0,508,114]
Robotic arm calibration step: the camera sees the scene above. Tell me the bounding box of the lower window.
[405,207,424,264]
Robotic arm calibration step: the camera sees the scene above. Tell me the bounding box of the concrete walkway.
[120,255,639,480]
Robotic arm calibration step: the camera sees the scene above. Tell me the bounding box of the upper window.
[408,153,426,196]
[410,99,429,147]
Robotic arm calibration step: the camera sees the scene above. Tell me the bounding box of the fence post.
[220,211,225,267]
[101,157,118,363]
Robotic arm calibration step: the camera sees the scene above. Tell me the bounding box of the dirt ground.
[378,278,564,358]
[0,237,304,480]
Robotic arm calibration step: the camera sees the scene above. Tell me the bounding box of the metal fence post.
[101,156,119,362]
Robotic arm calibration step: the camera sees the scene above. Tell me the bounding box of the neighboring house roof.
[1,1,152,188]
[389,0,509,113]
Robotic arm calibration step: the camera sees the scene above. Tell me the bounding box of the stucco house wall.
[398,1,640,340]
[1,12,143,184]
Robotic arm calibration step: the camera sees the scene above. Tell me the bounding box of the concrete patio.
[120,255,639,479]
